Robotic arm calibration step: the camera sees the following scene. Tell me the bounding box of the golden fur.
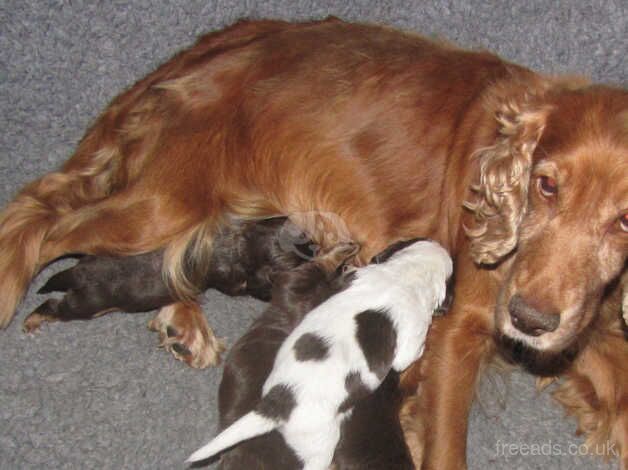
[0,18,626,469]
[546,275,628,464]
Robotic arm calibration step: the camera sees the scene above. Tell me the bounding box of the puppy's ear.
[464,94,552,265]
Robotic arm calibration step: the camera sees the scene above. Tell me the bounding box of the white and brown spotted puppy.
[187,239,452,470]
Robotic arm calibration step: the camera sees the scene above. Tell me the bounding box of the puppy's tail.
[186,411,278,463]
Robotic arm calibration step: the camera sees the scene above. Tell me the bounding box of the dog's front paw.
[148,302,226,368]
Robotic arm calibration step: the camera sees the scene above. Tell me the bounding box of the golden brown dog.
[0,18,626,469]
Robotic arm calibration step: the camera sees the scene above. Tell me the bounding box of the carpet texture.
[0,1,625,469]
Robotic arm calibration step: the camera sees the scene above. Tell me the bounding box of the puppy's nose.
[508,295,560,336]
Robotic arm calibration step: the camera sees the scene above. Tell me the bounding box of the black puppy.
[30,221,420,469]
[24,217,314,332]
[215,242,416,470]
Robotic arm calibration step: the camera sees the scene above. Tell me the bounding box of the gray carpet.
[0,1,625,469]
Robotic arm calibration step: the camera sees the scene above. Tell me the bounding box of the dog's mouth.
[492,288,597,375]
[494,331,579,376]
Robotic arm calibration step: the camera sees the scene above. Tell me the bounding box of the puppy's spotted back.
[187,239,452,470]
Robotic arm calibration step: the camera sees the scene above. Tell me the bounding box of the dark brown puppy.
[24,217,314,331]
[31,220,413,468]
[215,243,413,470]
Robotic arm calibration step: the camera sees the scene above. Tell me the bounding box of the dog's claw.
[171,342,191,356]
[149,303,226,368]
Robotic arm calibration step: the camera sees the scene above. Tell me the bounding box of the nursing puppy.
[188,239,452,469]
[25,217,317,367]
[217,242,423,470]
[217,241,360,470]
[25,216,312,327]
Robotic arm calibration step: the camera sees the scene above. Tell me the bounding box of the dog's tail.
[0,20,300,328]
[0,15,181,327]
[0,126,129,327]
[186,411,279,463]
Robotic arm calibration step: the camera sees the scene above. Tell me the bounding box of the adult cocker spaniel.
[0,18,626,469]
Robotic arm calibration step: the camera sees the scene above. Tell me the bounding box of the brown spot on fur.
[257,384,296,422]
[293,333,330,361]
[338,372,371,413]
[355,309,397,380]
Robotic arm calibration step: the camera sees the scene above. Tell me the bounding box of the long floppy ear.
[464,98,551,265]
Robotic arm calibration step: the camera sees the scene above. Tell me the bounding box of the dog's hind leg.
[33,191,227,367]
[39,189,198,263]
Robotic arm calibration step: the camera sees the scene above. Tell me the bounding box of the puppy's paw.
[316,241,360,272]
[22,300,61,333]
[148,302,226,369]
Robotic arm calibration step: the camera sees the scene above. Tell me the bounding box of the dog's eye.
[537,176,558,198]
[620,213,628,233]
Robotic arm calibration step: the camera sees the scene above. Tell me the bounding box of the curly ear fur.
[464,95,552,265]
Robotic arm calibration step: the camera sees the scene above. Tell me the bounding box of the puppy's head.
[271,241,359,316]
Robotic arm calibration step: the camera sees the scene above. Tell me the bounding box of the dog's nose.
[508,295,560,336]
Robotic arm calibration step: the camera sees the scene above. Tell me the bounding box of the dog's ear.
[464,94,552,265]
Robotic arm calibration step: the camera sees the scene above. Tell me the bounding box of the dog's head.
[466,84,628,375]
